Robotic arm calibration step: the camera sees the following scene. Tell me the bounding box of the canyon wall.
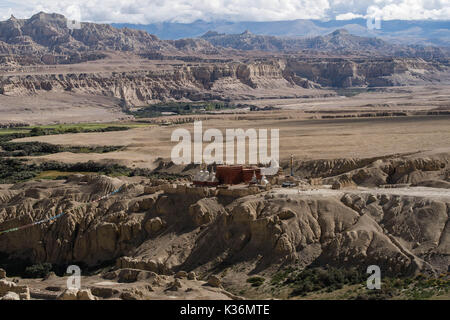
[286,58,450,88]
[1,58,449,105]
[0,174,448,277]
[0,61,315,106]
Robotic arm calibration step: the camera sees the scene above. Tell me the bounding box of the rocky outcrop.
[201,29,449,60]
[0,61,320,105]
[0,174,146,265]
[1,291,20,300]
[0,172,448,280]
[0,279,30,300]
[207,275,222,288]
[292,153,449,188]
[339,193,449,273]
[1,13,448,63]
[1,56,446,106]
[57,288,96,300]
[0,12,448,106]
[0,12,176,60]
[285,57,450,88]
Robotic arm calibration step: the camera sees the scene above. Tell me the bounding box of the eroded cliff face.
[0,12,176,58]
[0,61,319,106]
[286,58,450,87]
[2,57,448,105]
[0,174,448,277]
[282,152,450,188]
[201,29,450,60]
[333,158,449,188]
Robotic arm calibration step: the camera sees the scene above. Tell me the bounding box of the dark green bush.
[247,276,265,287]
[0,158,40,183]
[24,263,53,278]
[0,157,184,184]
[129,101,236,118]
[0,141,123,157]
[288,267,365,297]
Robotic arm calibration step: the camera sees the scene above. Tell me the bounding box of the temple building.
[193,167,219,186]
[193,160,280,186]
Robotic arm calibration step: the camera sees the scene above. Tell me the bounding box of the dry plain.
[13,86,450,167]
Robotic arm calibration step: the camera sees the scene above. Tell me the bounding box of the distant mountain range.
[0,12,448,65]
[199,29,448,59]
[113,19,450,47]
[0,12,176,63]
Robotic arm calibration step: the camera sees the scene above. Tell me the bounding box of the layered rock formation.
[326,156,449,188]
[281,152,450,188]
[0,173,448,279]
[285,57,450,87]
[201,29,449,59]
[1,56,448,106]
[0,278,30,300]
[0,61,319,105]
[2,13,447,62]
[0,12,449,107]
[0,12,177,60]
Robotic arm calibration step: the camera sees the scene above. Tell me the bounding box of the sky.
[0,0,449,24]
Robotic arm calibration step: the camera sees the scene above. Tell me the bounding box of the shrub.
[129,101,236,118]
[24,263,53,278]
[247,276,265,287]
[0,158,40,183]
[288,267,365,297]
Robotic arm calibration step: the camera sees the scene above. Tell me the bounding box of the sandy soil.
[272,186,450,200]
[0,92,132,125]
[240,86,450,111]
[2,60,449,167]
[0,52,175,76]
[2,53,448,127]
[14,113,450,167]
[16,273,236,300]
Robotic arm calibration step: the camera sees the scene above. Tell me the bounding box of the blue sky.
[1,0,449,23]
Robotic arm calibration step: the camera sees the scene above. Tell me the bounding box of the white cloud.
[336,12,365,20]
[0,0,449,23]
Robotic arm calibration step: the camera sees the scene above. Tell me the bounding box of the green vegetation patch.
[35,170,96,180]
[0,252,92,278]
[129,101,237,118]
[247,276,265,287]
[0,128,31,136]
[0,158,40,183]
[0,123,136,158]
[0,123,146,144]
[24,263,53,279]
[288,267,365,296]
[0,159,183,184]
[0,141,123,157]
[271,267,295,286]
[356,273,450,300]
[270,266,365,297]
[270,266,450,300]
[27,125,131,136]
